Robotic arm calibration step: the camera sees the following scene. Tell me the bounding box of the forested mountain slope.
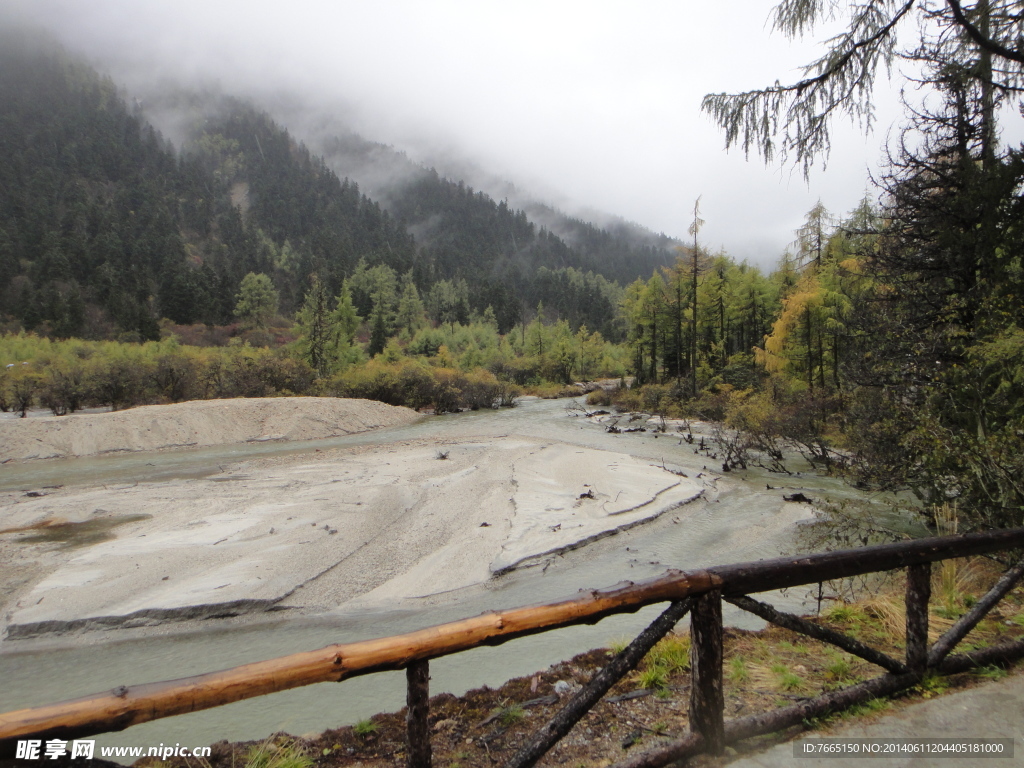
[0,35,677,340]
[315,130,679,288]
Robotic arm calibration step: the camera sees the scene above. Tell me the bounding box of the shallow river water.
[0,398,902,757]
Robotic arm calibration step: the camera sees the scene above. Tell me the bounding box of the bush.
[329,359,436,409]
[692,385,733,422]
[153,352,201,402]
[495,380,522,407]
[89,352,152,410]
[490,355,542,386]
[39,362,90,414]
[1,366,40,416]
[610,383,680,415]
[611,386,643,413]
[431,368,465,414]
[223,350,315,398]
[460,369,502,410]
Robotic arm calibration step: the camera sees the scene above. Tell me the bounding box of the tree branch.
[701,0,916,171]
[946,0,1024,65]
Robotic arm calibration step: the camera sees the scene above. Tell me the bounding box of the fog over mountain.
[3,0,903,267]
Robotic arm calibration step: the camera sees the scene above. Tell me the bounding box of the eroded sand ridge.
[0,399,703,639]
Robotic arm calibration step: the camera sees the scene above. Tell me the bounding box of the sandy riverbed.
[0,398,703,640]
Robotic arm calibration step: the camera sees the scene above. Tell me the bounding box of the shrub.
[431,367,465,414]
[153,352,201,402]
[1,366,40,416]
[490,355,542,386]
[89,351,152,410]
[495,380,522,408]
[223,349,314,398]
[460,368,502,410]
[38,362,89,414]
[611,386,643,413]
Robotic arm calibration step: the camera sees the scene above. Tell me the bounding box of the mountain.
[0,34,678,341]
[310,128,680,288]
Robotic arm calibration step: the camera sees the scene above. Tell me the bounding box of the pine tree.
[296,274,331,378]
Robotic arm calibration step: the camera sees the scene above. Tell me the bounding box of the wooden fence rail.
[3,527,1024,767]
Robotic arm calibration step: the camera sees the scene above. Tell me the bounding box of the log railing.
[3,527,1024,768]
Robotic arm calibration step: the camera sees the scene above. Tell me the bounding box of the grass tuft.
[845,697,891,718]
[771,663,806,692]
[648,634,690,673]
[728,655,750,684]
[636,665,669,691]
[498,703,526,726]
[245,739,313,768]
[975,665,1008,681]
[353,718,378,737]
[608,638,629,655]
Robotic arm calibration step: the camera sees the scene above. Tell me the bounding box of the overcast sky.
[2,0,942,268]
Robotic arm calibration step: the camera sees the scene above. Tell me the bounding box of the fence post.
[905,563,931,673]
[689,589,724,754]
[406,660,431,768]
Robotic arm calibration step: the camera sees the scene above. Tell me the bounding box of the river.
[0,397,901,757]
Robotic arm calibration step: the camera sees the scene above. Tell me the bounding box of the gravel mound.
[0,397,420,461]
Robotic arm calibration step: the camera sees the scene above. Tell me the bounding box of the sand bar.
[0,399,703,640]
[0,397,420,462]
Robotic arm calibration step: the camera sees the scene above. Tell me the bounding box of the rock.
[606,689,653,703]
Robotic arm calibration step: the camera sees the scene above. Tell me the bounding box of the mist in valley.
[0,0,897,267]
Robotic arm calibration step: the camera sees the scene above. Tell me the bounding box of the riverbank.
[122,562,1024,768]
[0,396,834,755]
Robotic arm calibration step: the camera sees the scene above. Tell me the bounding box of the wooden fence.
[3,527,1024,767]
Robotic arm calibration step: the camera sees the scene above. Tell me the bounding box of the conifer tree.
[234,273,279,330]
[296,274,331,378]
